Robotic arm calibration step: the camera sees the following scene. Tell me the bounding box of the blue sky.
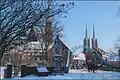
[60,1,120,52]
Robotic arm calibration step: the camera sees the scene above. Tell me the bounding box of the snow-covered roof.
[25,41,43,50]
[73,53,86,60]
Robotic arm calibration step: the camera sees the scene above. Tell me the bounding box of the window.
[27,53,31,56]
[40,57,41,61]
[35,57,37,61]
[22,55,25,60]
[65,49,68,54]
[28,56,30,60]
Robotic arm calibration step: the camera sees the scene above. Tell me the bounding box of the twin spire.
[93,24,95,38]
[85,24,95,38]
[85,24,88,37]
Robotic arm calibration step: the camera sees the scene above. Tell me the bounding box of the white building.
[71,52,86,69]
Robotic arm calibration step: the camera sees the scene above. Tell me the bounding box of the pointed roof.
[27,26,37,42]
[93,24,95,38]
[85,24,88,38]
[47,37,71,53]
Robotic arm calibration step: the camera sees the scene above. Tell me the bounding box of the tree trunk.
[0,58,1,66]
[0,58,2,78]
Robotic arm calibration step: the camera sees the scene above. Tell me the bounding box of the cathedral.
[83,24,105,66]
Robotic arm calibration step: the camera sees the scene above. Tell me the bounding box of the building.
[71,53,86,69]
[107,51,120,68]
[83,24,90,53]
[1,0,71,73]
[2,27,46,67]
[47,39,71,68]
[2,26,71,70]
[83,24,105,66]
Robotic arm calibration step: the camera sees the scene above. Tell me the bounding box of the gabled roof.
[47,38,71,52]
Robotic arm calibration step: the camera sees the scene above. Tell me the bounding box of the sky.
[59,1,120,52]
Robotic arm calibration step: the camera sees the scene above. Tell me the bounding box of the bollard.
[21,65,26,77]
[5,65,12,78]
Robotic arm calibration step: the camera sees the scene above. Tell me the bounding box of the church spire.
[91,24,98,48]
[93,24,95,38]
[85,24,88,38]
[83,24,90,53]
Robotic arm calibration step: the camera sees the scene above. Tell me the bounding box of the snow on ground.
[1,69,120,80]
[69,68,120,73]
[11,69,120,80]
[69,68,89,73]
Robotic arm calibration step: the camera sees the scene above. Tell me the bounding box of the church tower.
[83,24,90,53]
[91,24,98,49]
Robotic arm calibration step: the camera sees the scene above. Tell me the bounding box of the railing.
[65,45,84,73]
[98,65,120,72]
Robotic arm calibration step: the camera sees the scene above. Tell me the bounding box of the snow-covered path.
[3,69,120,80]
[69,68,118,73]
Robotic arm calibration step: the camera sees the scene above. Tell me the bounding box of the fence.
[98,65,120,72]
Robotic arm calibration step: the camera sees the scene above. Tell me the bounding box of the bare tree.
[28,1,74,66]
[10,47,23,76]
[0,0,74,66]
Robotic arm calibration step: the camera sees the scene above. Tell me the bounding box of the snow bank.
[12,70,120,80]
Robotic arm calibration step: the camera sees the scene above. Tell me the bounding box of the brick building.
[2,27,71,69]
